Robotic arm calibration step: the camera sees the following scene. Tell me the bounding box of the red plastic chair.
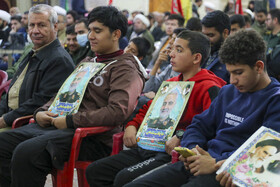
[12,116,125,187]
[171,150,180,163]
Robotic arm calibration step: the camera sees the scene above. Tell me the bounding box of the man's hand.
[165,135,180,155]
[144,92,156,99]
[0,117,7,129]
[36,111,58,128]
[52,116,67,129]
[187,145,216,176]
[123,125,137,148]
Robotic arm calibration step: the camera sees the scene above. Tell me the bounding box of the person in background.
[264,8,280,81]
[148,13,165,42]
[201,10,230,83]
[66,10,78,27]
[19,11,29,43]
[0,10,11,47]
[148,14,185,70]
[248,0,255,12]
[127,13,155,67]
[53,6,67,46]
[124,37,151,62]
[10,15,22,34]
[9,7,20,17]
[252,9,268,36]
[243,14,252,28]
[65,25,81,65]
[186,17,202,32]
[74,18,95,62]
[229,14,245,35]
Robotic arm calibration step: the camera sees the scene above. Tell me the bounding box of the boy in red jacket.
[86,30,226,187]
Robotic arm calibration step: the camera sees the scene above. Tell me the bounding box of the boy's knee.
[114,169,134,187]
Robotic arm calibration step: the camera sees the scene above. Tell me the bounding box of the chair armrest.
[171,150,180,163]
[111,131,124,155]
[12,115,34,129]
[69,126,116,163]
[64,126,116,181]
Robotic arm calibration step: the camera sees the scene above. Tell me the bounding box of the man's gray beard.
[251,156,264,168]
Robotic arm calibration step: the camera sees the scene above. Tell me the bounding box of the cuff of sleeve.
[66,115,75,129]
[125,122,139,130]
[3,114,12,127]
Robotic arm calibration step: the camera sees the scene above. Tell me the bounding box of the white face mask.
[76,33,88,47]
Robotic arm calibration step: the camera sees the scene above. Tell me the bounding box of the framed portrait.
[48,62,105,116]
[217,126,280,187]
[136,81,195,152]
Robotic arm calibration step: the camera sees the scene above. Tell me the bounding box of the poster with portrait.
[48,62,105,116]
[217,126,280,187]
[136,81,195,152]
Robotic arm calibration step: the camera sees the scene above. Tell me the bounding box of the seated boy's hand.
[187,145,216,176]
[123,126,137,148]
[36,111,58,128]
[216,171,235,187]
[215,160,236,187]
[165,135,180,155]
[52,116,67,129]
[179,147,198,170]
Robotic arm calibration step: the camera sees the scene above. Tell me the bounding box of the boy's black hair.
[11,15,22,23]
[186,17,202,31]
[167,14,185,27]
[230,14,245,28]
[269,8,280,24]
[177,30,210,65]
[173,28,187,35]
[87,6,128,38]
[66,25,76,35]
[219,29,266,69]
[201,10,231,34]
[255,8,267,15]
[130,37,151,58]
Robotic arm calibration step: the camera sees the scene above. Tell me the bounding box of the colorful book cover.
[48,62,105,116]
[136,81,195,152]
[217,126,280,187]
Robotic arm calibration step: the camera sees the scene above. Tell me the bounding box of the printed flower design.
[240,154,249,161]
[236,164,250,173]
